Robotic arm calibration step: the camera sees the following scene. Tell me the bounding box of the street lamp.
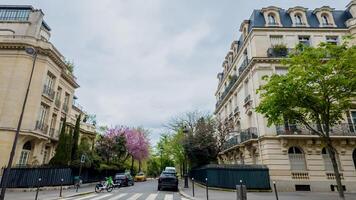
[0,47,37,200]
[182,126,189,188]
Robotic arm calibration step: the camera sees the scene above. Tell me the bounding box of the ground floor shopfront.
[218,135,356,192]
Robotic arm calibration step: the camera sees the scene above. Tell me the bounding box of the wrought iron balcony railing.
[275,123,356,136]
[222,127,258,151]
[267,47,290,58]
[42,85,55,100]
[35,121,48,134]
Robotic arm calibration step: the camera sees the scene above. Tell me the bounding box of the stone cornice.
[0,37,79,88]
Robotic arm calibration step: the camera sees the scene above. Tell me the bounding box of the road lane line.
[181,198,189,200]
[90,193,112,200]
[164,194,173,200]
[71,194,97,200]
[126,193,142,200]
[107,193,128,200]
[145,193,158,200]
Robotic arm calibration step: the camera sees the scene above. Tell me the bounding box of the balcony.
[55,98,61,109]
[233,106,240,115]
[42,85,55,100]
[35,121,48,134]
[276,123,356,136]
[238,57,249,75]
[222,127,258,151]
[267,47,289,58]
[216,75,238,109]
[62,103,68,113]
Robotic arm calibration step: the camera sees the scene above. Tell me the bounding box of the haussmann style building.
[215,1,356,192]
[0,5,96,168]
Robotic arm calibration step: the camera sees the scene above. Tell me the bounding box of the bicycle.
[95,177,114,193]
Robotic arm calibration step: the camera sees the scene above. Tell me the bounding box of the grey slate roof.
[248,9,352,29]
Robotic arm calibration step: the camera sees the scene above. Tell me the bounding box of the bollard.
[273,181,279,200]
[59,178,64,197]
[236,185,239,200]
[240,180,243,200]
[35,178,41,200]
[192,178,195,197]
[205,178,209,200]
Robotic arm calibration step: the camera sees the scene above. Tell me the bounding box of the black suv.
[158,171,178,191]
[114,172,134,187]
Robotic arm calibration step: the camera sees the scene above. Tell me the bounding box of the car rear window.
[115,175,126,179]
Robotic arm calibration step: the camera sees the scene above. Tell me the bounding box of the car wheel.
[157,186,161,191]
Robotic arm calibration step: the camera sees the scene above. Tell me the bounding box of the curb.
[7,182,98,192]
[53,191,94,200]
[178,186,197,200]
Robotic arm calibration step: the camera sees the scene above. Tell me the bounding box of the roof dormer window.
[268,14,277,25]
[313,6,336,27]
[294,14,303,25]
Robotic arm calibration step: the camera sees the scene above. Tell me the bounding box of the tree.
[71,114,81,161]
[184,117,218,168]
[50,116,72,165]
[256,40,356,200]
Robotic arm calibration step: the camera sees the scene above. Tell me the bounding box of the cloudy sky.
[4,0,350,145]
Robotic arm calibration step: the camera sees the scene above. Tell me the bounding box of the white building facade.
[215,1,356,192]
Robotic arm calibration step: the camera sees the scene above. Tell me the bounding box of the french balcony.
[42,85,55,100]
[222,127,258,151]
[62,103,69,113]
[35,121,48,134]
[267,47,289,58]
[275,123,356,136]
[233,106,240,115]
[55,98,61,109]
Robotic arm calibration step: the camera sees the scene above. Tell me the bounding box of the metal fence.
[0,167,122,188]
[190,164,271,190]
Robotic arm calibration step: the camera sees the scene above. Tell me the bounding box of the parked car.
[134,172,147,182]
[114,172,134,186]
[158,171,178,191]
[164,167,176,174]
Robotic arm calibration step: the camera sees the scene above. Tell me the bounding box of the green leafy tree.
[256,40,356,200]
[50,117,72,165]
[71,114,81,161]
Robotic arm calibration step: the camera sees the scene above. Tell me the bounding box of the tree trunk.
[326,141,345,200]
[138,160,141,172]
[130,156,134,175]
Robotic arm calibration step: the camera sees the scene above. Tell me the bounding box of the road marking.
[145,193,158,200]
[71,194,97,200]
[126,193,142,200]
[181,198,189,200]
[90,193,112,200]
[164,194,173,200]
[107,193,128,200]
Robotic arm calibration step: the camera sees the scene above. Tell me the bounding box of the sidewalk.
[179,179,356,200]
[4,183,97,200]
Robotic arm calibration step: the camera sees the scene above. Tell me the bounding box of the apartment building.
[215,1,356,192]
[0,5,95,167]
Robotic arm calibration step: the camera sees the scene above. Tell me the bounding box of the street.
[5,180,186,200]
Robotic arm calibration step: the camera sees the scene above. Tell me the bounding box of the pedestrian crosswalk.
[66,192,189,200]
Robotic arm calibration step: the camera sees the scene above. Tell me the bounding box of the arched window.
[321,14,329,25]
[18,141,32,166]
[268,14,277,25]
[322,147,342,171]
[288,146,306,171]
[294,14,303,25]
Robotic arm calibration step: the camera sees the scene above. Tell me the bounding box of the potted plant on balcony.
[269,44,288,57]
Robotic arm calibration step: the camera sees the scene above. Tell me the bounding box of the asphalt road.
[64,179,186,200]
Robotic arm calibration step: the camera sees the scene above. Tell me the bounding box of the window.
[63,93,70,112]
[0,9,30,21]
[321,14,330,25]
[326,36,338,45]
[294,14,303,25]
[43,73,55,99]
[18,141,32,166]
[268,14,277,25]
[36,104,49,132]
[288,146,306,171]
[275,67,288,75]
[298,36,310,46]
[270,35,283,46]
[346,111,356,132]
[322,147,342,171]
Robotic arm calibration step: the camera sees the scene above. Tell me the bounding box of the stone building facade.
[215,1,356,192]
[0,5,95,168]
